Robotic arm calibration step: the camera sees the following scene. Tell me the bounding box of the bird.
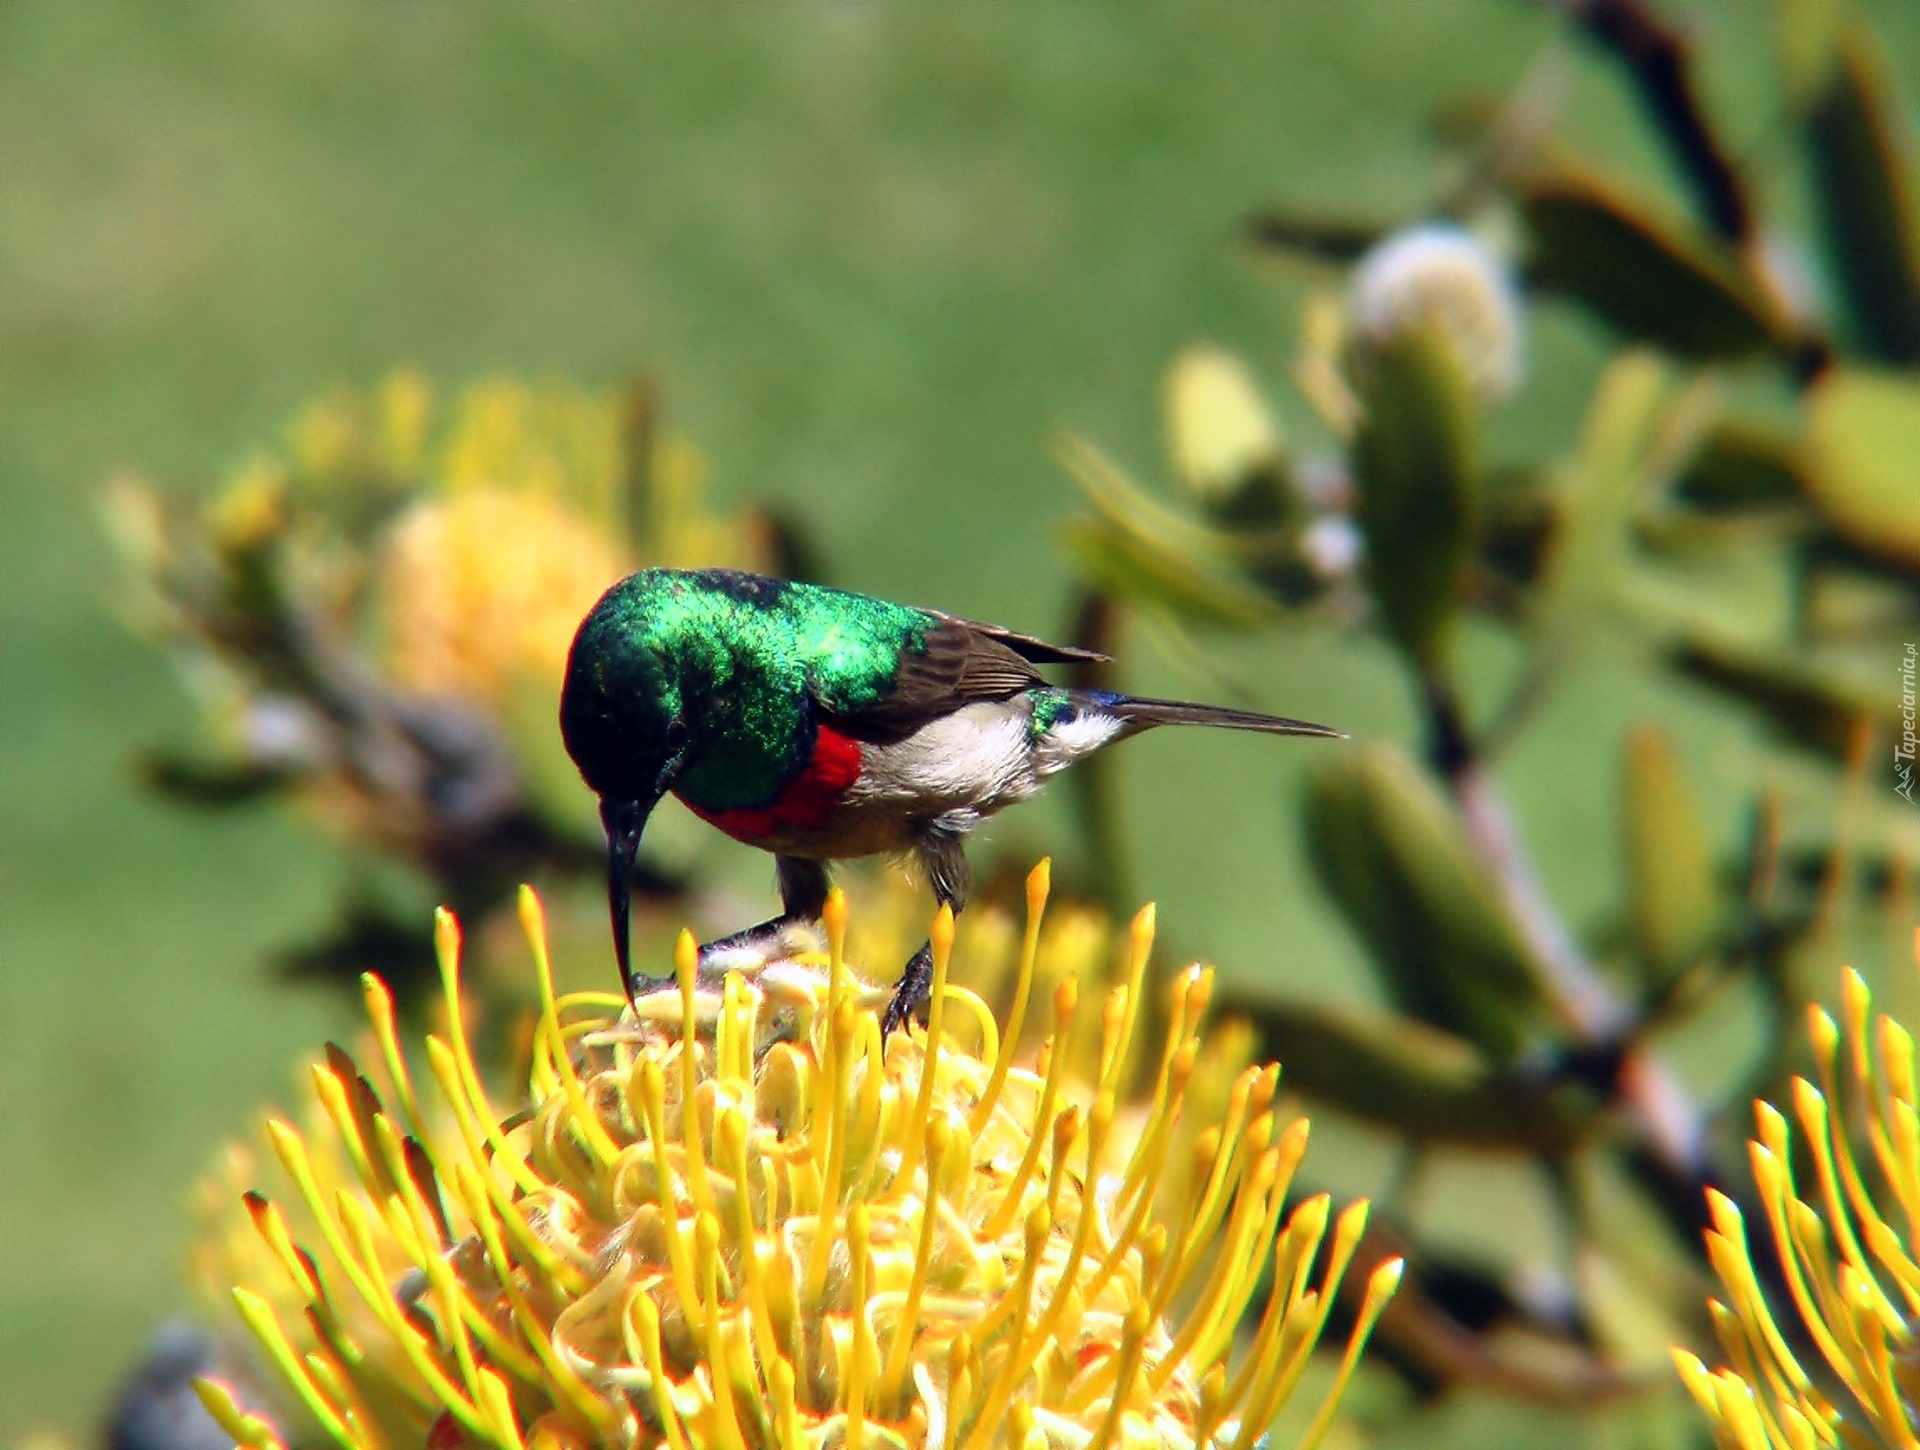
[559,567,1342,1034]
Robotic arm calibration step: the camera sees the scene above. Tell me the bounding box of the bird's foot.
[880,941,935,1039]
[618,916,825,1013]
[698,916,824,977]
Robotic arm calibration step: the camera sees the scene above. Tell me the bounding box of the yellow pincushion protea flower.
[1676,959,1920,1450]
[195,869,1399,1450]
[378,488,624,704]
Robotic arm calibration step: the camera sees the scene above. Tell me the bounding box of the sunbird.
[560,567,1341,1032]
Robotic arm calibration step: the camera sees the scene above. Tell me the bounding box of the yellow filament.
[634,1056,707,1339]
[628,1293,692,1450]
[984,979,1079,1240]
[1297,1257,1405,1450]
[675,930,717,1220]
[717,1105,782,1387]
[1153,1066,1270,1314]
[1264,1202,1371,1422]
[262,1123,391,1321]
[845,1203,876,1450]
[1215,1210,1314,1427]
[1702,1232,1802,1411]
[897,906,957,1188]
[1151,1107,1280,1327]
[1011,1097,1112,1389]
[946,1332,979,1435]
[1116,967,1209,1213]
[1760,1164,1869,1410]
[972,859,1051,1135]
[449,1143,586,1295]
[769,1357,804,1450]
[1084,1302,1153,1450]
[191,1377,292,1450]
[331,1192,480,1424]
[524,889,620,1170]
[423,1036,541,1200]
[367,1138,483,1407]
[361,973,431,1160]
[961,1204,1054,1450]
[1084,1040,1201,1306]
[229,1290,363,1447]
[1808,1006,1901,1268]
[805,998,860,1308]
[309,1064,388,1211]
[1800,1081,1906,1339]
[245,1194,322,1303]
[434,909,536,1193]
[1157,1148,1283,1387]
[880,1113,949,1406]
[1193,1143,1299,1372]
[695,1212,751,1450]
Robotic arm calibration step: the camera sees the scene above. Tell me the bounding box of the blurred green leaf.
[1062,517,1283,628]
[1244,211,1388,265]
[1674,422,1809,513]
[1622,725,1720,993]
[1535,353,1676,643]
[1805,366,1920,568]
[1243,997,1595,1151]
[1058,435,1286,628]
[1777,0,1847,111]
[1521,172,1783,360]
[1301,743,1551,1061]
[1806,27,1920,365]
[136,750,296,807]
[1668,631,1883,758]
[1350,328,1480,671]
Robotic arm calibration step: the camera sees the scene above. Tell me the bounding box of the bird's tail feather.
[1101,692,1345,739]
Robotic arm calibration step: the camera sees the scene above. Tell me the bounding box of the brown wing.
[816,612,1110,744]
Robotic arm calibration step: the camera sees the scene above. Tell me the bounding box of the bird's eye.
[665,717,689,752]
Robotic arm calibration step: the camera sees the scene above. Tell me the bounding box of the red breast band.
[686,723,863,844]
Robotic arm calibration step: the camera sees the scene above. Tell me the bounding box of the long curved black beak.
[601,793,656,1007]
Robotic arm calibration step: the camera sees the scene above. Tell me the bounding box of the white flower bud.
[1351,224,1524,402]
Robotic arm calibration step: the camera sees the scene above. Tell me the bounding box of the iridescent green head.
[560,569,697,1002]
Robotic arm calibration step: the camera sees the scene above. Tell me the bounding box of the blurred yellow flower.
[1676,953,1920,1450]
[197,869,1399,1450]
[379,488,624,703]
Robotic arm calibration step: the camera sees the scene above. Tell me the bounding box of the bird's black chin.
[601,793,657,1007]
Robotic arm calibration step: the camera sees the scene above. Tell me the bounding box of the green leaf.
[1058,435,1286,628]
[1241,998,1595,1151]
[1301,743,1550,1061]
[1622,725,1720,993]
[1061,517,1283,630]
[1674,422,1809,512]
[1805,366,1920,568]
[1535,353,1676,645]
[1667,631,1884,759]
[1806,27,1920,365]
[1521,172,1783,360]
[1350,328,1480,671]
[1776,0,1847,111]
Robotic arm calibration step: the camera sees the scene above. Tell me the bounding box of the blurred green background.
[5,1,1919,1441]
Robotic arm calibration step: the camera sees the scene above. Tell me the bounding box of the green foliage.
[1804,365,1920,566]
[1520,173,1785,360]
[1303,744,1546,1062]
[1054,0,1920,1430]
[1349,330,1480,673]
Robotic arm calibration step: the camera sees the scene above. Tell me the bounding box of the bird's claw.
[880,942,935,1040]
